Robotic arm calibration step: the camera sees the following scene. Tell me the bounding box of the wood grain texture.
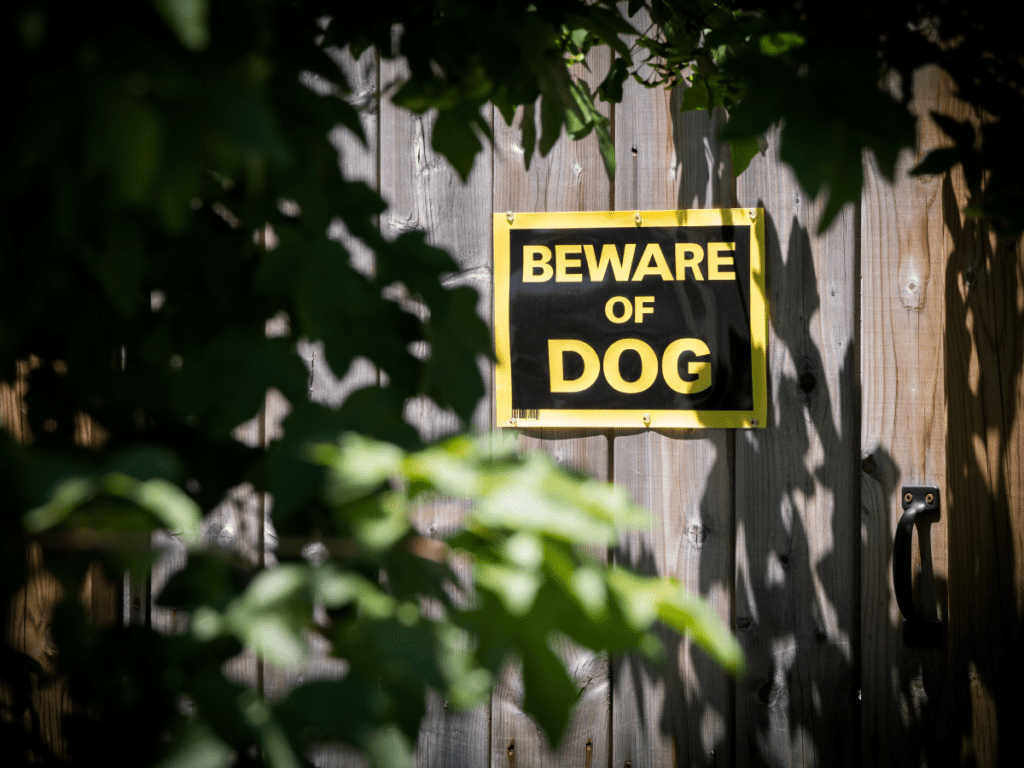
[1,360,115,764]
[380,47,494,440]
[260,47,379,768]
[734,126,858,768]
[379,50,493,768]
[612,10,736,765]
[0,358,39,444]
[490,46,613,768]
[313,42,382,403]
[4,544,70,763]
[941,79,1024,766]
[859,66,954,767]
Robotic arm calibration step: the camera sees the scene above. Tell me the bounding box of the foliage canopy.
[1,2,739,766]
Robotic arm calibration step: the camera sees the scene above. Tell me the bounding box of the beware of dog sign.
[494,209,767,429]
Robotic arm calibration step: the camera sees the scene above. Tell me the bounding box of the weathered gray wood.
[859,66,954,767]
[490,47,614,768]
[941,81,1024,765]
[733,126,858,767]
[261,46,380,768]
[312,40,383,402]
[611,10,736,765]
[379,48,494,768]
[380,46,494,439]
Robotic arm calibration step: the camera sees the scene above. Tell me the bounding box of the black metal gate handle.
[893,486,942,646]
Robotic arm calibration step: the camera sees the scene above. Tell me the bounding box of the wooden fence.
[6,30,1024,768]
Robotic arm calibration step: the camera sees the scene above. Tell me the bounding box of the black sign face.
[494,210,767,429]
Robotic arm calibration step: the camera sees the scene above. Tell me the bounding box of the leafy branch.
[1,2,743,766]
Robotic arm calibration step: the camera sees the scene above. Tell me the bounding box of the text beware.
[523,242,736,283]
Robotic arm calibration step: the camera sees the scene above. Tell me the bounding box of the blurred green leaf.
[153,721,231,768]
[2,4,754,766]
[154,0,210,51]
[730,134,762,176]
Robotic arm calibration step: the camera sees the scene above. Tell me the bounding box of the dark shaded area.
[943,175,1024,767]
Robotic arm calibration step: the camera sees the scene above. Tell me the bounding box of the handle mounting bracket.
[893,486,942,647]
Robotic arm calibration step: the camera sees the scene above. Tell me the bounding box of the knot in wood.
[758,678,781,705]
[687,522,709,547]
[901,274,925,310]
[797,357,817,395]
[798,371,817,394]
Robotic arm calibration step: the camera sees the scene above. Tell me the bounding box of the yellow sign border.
[494,208,767,429]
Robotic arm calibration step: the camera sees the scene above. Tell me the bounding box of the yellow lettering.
[605,296,632,323]
[675,244,705,280]
[555,245,583,282]
[631,243,674,281]
[584,243,636,282]
[634,296,655,323]
[523,245,553,282]
[548,340,600,393]
[603,339,658,394]
[662,338,712,394]
[708,242,736,280]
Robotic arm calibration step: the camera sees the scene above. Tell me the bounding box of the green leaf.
[521,645,579,746]
[132,478,202,544]
[597,58,629,104]
[522,102,538,171]
[758,32,805,57]
[596,119,616,178]
[106,95,163,204]
[539,90,565,158]
[153,0,210,51]
[607,568,744,676]
[681,78,711,112]
[363,725,414,768]
[656,590,746,676]
[154,721,232,768]
[432,108,483,182]
[23,477,98,533]
[730,134,763,176]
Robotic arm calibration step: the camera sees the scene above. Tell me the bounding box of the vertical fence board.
[611,10,735,766]
[490,49,613,768]
[260,46,381,768]
[734,127,859,767]
[308,42,383,406]
[379,48,494,768]
[859,66,954,767]
[2,361,115,764]
[5,544,70,762]
[943,83,1024,765]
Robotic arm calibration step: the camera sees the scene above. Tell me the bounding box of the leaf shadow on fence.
[610,188,869,766]
[727,206,862,767]
[942,173,1024,767]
